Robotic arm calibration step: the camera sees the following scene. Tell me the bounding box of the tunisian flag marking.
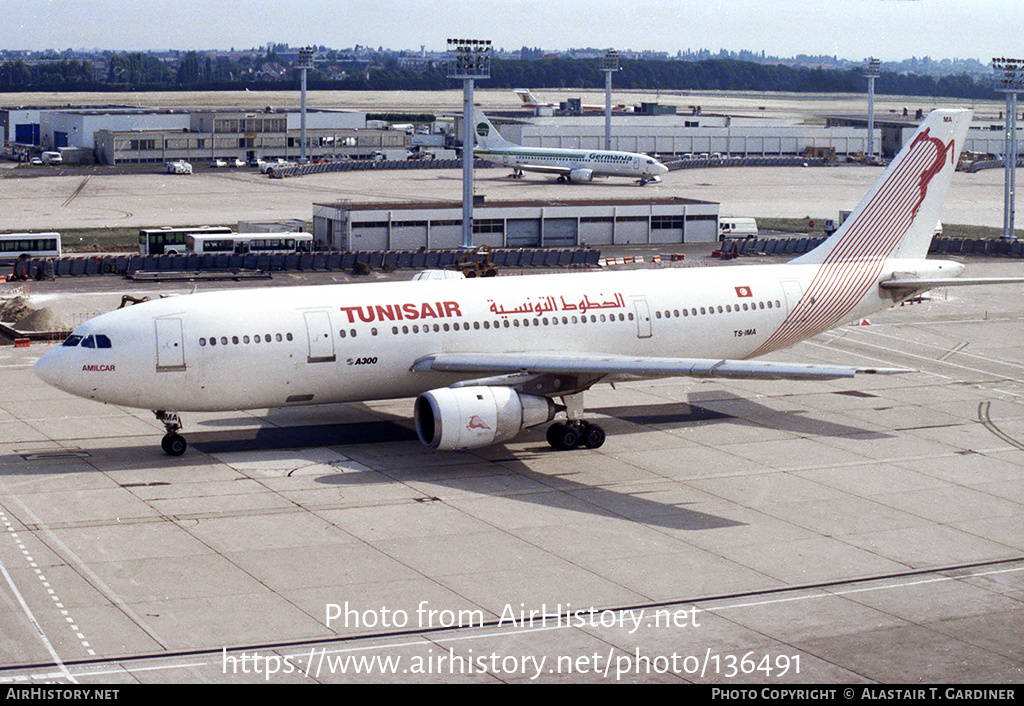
[735,286,753,298]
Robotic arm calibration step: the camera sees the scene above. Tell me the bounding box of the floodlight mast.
[298,47,314,164]
[864,58,881,164]
[993,57,1024,240]
[601,50,619,151]
[448,39,492,249]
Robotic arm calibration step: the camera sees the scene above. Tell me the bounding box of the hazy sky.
[4,0,1021,62]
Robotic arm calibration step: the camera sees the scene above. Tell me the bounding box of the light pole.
[447,38,491,249]
[993,57,1024,240]
[600,50,619,151]
[298,46,314,164]
[864,57,880,163]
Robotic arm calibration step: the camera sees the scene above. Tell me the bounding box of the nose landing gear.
[155,410,187,456]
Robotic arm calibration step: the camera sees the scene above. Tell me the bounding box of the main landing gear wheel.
[546,421,606,450]
[161,433,187,456]
[582,423,606,449]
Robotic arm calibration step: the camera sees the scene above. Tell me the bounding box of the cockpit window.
[63,334,112,349]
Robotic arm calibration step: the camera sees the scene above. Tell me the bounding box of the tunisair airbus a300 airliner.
[34,110,1018,456]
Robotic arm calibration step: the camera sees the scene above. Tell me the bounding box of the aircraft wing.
[514,164,572,176]
[411,352,909,383]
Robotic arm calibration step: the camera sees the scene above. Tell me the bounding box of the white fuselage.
[474,144,669,181]
[34,258,961,414]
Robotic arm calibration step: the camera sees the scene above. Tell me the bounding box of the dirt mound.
[0,296,70,332]
[15,307,69,332]
[0,296,31,322]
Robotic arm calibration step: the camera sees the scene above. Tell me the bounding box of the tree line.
[0,54,1000,101]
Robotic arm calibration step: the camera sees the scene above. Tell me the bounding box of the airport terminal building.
[95,109,406,165]
[1,106,408,165]
[478,112,879,159]
[312,197,720,251]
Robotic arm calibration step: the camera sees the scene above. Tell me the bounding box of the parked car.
[259,158,294,174]
[209,158,227,168]
[166,160,193,175]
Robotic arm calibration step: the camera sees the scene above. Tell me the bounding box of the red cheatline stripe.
[824,143,935,263]
[764,138,949,352]
[751,130,953,357]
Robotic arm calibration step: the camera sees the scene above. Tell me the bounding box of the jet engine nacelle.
[414,386,556,450]
[569,168,594,182]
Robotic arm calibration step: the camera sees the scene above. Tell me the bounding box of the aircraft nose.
[34,347,70,392]
[657,162,669,175]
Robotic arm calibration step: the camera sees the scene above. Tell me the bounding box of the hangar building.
[312,197,719,251]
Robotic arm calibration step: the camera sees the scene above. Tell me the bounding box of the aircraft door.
[632,298,652,338]
[303,310,336,363]
[781,280,805,315]
[155,318,186,372]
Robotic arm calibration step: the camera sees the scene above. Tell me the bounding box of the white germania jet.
[35,109,1021,456]
[472,108,669,185]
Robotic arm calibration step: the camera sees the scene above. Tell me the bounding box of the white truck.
[260,158,295,175]
[718,217,758,239]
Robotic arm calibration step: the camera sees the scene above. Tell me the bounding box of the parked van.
[40,151,62,165]
[718,217,758,239]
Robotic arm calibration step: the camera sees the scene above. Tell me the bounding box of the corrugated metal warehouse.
[313,197,720,251]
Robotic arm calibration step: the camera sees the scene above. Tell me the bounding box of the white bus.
[0,232,62,263]
[185,232,314,255]
[139,226,233,255]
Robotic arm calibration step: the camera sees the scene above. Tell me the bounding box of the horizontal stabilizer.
[412,352,910,382]
[881,276,1024,290]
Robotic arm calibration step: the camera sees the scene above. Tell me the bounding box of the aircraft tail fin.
[514,89,539,106]
[793,109,971,265]
[472,108,516,151]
